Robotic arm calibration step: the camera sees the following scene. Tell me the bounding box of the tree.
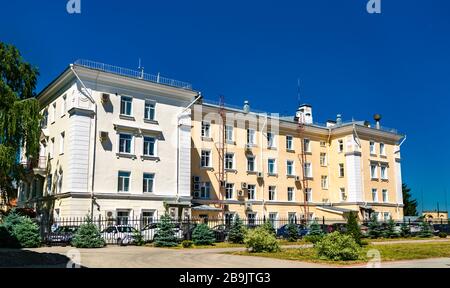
[418,220,433,238]
[192,224,215,246]
[71,216,105,248]
[228,215,246,244]
[383,217,399,238]
[285,223,299,242]
[261,220,276,236]
[402,183,418,216]
[367,214,383,239]
[400,222,411,238]
[345,212,362,245]
[154,212,178,247]
[0,43,41,205]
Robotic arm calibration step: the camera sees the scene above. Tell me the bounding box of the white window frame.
[370,141,376,154]
[380,143,386,156]
[118,133,133,154]
[286,160,294,176]
[382,189,388,203]
[201,150,211,168]
[320,153,327,166]
[339,163,345,177]
[201,121,211,138]
[321,175,328,190]
[268,186,276,201]
[287,187,294,202]
[247,156,255,172]
[247,184,256,200]
[225,183,234,199]
[57,171,63,194]
[268,158,277,175]
[143,173,155,193]
[305,188,312,202]
[225,153,234,170]
[372,188,378,202]
[59,132,65,155]
[143,136,157,157]
[200,182,211,199]
[118,171,131,193]
[288,212,297,224]
[370,164,378,179]
[286,135,293,150]
[267,132,276,148]
[380,165,388,180]
[304,162,312,178]
[247,128,256,145]
[50,138,55,159]
[338,139,344,153]
[51,103,56,123]
[120,95,133,116]
[61,94,67,117]
[225,125,233,142]
[303,138,311,152]
[340,188,346,201]
[144,101,156,121]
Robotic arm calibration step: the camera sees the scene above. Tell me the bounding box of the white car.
[141,223,184,242]
[101,225,138,245]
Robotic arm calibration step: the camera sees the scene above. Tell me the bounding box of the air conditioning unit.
[257,172,263,178]
[193,183,200,191]
[342,195,348,201]
[99,131,109,142]
[295,176,301,182]
[246,143,252,149]
[169,207,177,218]
[193,191,200,198]
[105,210,115,219]
[238,190,244,197]
[101,93,110,103]
[223,204,229,211]
[241,182,248,189]
[245,202,253,211]
[192,176,200,183]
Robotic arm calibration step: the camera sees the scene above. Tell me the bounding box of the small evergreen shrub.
[383,218,399,238]
[71,217,105,248]
[261,221,276,236]
[368,215,383,239]
[345,212,362,245]
[438,232,447,238]
[228,216,246,244]
[11,217,40,248]
[132,229,144,246]
[418,221,434,238]
[244,226,280,253]
[285,223,299,242]
[181,240,194,248]
[315,232,360,261]
[400,222,411,238]
[154,212,179,247]
[304,235,323,244]
[192,224,215,246]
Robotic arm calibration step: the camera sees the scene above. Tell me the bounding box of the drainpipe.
[260,114,268,218]
[70,64,97,220]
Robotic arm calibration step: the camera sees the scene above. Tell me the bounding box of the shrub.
[181,240,194,248]
[304,235,323,244]
[286,223,299,242]
[309,220,324,236]
[11,217,40,248]
[400,222,411,238]
[315,232,361,261]
[438,232,447,238]
[71,217,105,248]
[132,229,145,246]
[192,224,215,246]
[345,212,362,245]
[244,226,280,253]
[383,218,399,238]
[367,215,383,239]
[418,221,434,238]
[0,225,19,248]
[261,221,276,236]
[228,215,246,244]
[154,212,178,247]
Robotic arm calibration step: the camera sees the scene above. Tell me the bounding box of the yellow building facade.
[191,102,404,222]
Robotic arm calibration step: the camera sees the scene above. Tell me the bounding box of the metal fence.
[40,216,450,246]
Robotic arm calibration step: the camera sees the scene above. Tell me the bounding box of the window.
[269,213,278,228]
[51,103,56,123]
[225,125,233,141]
[288,212,297,224]
[117,211,130,225]
[370,141,376,154]
[201,121,210,138]
[144,101,155,120]
[201,150,211,167]
[267,132,275,148]
[320,141,326,147]
[304,162,312,178]
[248,185,256,200]
[50,138,55,159]
[118,171,131,192]
[247,156,255,172]
[320,153,327,166]
[143,173,154,193]
[321,175,328,189]
[286,160,294,176]
[225,153,234,170]
[247,213,256,226]
[247,129,256,145]
[340,188,346,201]
[225,183,234,199]
[42,110,48,128]
[120,96,132,116]
[119,134,132,154]
[380,143,386,156]
[370,164,378,179]
[143,136,156,156]
[338,140,344,153]
[47,175,52,195]
[61,95,67,117]
[305,188,312,202]
[268,159,276,174]
[303,139,311,152]
[382,189,388,203]
[339,163,345,177]
[268,186,276,200]
[57,172,63,194]
[142,211,155,226]
[200,182,211,199]
[383,212,390,221]
[286,135,293,150]
[225,213,235,226]
[381,165,388,180]
[59,132,65,154]
[287,187,294,202]
[372,189,378,202]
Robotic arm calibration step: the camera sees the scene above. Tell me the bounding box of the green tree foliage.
[304,220,325,244]
[192,223,215,246]
[154,212,178,247]
[261,220,276,236]
[286,223,299,242]
[345,212,362,245]
[132,228,144,246]
[0,209,40,248]
[0,43,41,203]
[383,218,399,238]
[402,184,418,216]
[400,222,411,238]
[418,220,434,238]
[228,215,246,244]
[368,214,383,239]
[244,226,280,253]
[315,232,361,261]
[71,217,105,248]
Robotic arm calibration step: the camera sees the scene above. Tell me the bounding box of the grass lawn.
[367,236,444,242]
[146,239,308,249]
[228,242,450,266]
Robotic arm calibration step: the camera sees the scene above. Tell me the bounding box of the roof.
[191,205,222,212]
[317,206,357,215]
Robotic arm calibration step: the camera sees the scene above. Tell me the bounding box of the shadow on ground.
[0,249,85,268]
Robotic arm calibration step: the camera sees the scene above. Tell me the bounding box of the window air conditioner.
[101,93,110,103]
[241,182,248,189]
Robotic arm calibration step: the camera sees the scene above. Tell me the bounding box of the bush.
[367,215,383,239]
[315,232,361,261]
[11,217,41,248]
[228,215,246,244]
[309,220,324,236]
[286,223,299,242]
[244,226,280,253]
[438,232,447,238]
[418,221,434,238]
[400,222,411,238]
[261,221,276,236]
[132,229,145,246]
[345,212,362,245]
[192,224,215,246]
[304,234,323,244]
[383,218,399,238]
[71,217,105,248]
[181,240,194,248]
[154,212,178,247]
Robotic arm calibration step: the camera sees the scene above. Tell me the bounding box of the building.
[422,210,449,222]
[17,60,198,222]
[190,101,405,222]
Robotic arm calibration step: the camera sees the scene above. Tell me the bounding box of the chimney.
[374,114,382,129]
[326,120,336,128]
[295,104,313,124]
[336,114,342,125]
[243,100,250,114]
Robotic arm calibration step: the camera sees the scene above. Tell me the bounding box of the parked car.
[45,226,79,246]
[276,224,309,239]
[140,223,183,242]
[211,224,230,242]
[327,223,347,233]
[101,225,138,245]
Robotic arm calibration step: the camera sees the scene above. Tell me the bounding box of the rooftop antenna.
[297,78,301,106]
[138,58,144,79]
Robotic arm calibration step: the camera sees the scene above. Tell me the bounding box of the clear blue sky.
[1,0,449,212]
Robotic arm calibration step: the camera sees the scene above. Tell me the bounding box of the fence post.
[322,216,325,225]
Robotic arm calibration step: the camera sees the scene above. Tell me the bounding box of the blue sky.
[1,0,449,212]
